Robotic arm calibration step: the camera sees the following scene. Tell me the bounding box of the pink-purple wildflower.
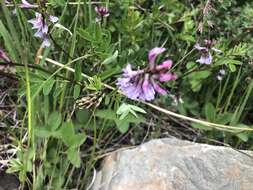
[195,39,221,65]
[28,12,58,48]
[5,0,38,8]
[95,6,110,17]
[0,47,11,63]
[20,0,38,9]
[117,47,177,101]
[95,6,109,23]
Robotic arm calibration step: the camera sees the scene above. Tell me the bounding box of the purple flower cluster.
[95,6,110,23]
[195,39,221,65]
[117,47,177,101]
[5,1,59,48]
[95,6,110,17]
[28,13,58,48]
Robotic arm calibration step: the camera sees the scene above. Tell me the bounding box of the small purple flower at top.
[117,47,177,101]
[28,12,58,48]
[95,6,110,17]
[195,39,222,65]
[0,47,11,63]
[20,0,38,8]
[5,0,38,8]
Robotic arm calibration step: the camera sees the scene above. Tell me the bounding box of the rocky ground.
[92,138,253,190]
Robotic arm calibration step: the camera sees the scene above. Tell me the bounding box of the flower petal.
[34,30,44,38]
[151,79,167,95]
[196,53,212,64]
[148,47,166,64]
[20,0,38,8]
[122,64,144,77]
[156,59,173,71]
[194,43,208,51]
[49,15,59,23]
[159,73,177,82]
[41,37,50,48]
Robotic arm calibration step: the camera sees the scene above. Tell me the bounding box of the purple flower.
[148,47,166,69]
[28,13,48,38]
[117,47,177,101]
[95,6,110,17]
[49,15,59,23]
[0,47,11,63]
[5,0,38,8]
[195,40,221,65]
[20,0,38,8]
[28,12,58,48]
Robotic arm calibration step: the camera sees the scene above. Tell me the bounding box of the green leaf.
[47,112,62,131]
[115,114,145,133]
[130,105,146,114]
[95,109,117,120]
[116,103,146,120]
[188,70,211,80]
[188,71,211,92]
[235,124,250,142]
[69,133,87,148]
[191,123,212,131]
[178,34,195,42]
[60,122,75,145]
[66,147,81,168]
[59,122,86,147]
[115,119,130,133]
[186,62,197,70]
[101,50,118,65]
[216,113,233,124]
[74,63,82,81]
[73,85,81,99]
[6,159,23,173]
[0,21,18,61]
[228,64,236,72]
[76,109,91,124]
[217,58,242,66]
[43,78,55,95]
[204,103,216,122]
[87,76,102,91]
[98,67,120,80]
[237,132,249,142]
[34,126,51,138]
[77,28,94,42]
[189,80,202,92]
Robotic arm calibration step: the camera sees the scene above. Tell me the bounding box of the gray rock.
[92,138,253,190]
[0,173,19,190]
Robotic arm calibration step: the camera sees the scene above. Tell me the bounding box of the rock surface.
[0,173,19,190]
[92,138,253,190]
